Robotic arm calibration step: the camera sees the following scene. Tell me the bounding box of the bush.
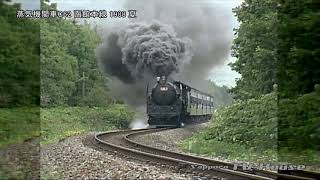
[279,87,320,150]
[203,93,278,151]
[78,85,113,107]
[180,93,278,163]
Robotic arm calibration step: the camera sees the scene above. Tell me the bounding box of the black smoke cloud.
[97,0,233,106]
[124,0,234,83]
[118,22,192,79]
[97,33,134,83]
[96,22,193,106]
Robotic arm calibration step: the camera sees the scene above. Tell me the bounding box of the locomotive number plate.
[160,86,168,91]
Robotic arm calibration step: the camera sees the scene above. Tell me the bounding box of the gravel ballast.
[41,133,211,179]
[133,123,208,153]
[132,123,239,163]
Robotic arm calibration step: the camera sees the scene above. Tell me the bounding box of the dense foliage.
[229,0,320,153]
[205,93,277,150]
[0,1,39,107]
[277,0,320,98]
[277,0,320,152]
[279,86,320,150]
[230,0,278,100]
[40,16,112,107]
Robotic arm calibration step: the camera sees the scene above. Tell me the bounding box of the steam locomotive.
[147,76,214,127]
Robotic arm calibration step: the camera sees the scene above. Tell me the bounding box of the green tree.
[277,0,320,151]
[277,0,320,98]
[40,20,78,106]
[40,0,110,107]
[231,0,320,152]
[230,0,278,100]
[0,1,40,107]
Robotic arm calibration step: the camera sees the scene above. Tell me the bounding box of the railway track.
[93,127,319,180]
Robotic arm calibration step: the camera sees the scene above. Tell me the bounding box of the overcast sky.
[16,0,243,87]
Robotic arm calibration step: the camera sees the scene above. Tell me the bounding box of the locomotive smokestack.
[159,76,167,85]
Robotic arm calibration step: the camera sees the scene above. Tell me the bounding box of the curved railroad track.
[92,128,319,180]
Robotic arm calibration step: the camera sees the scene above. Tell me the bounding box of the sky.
[11,0,39,9]
[15,0,243,87]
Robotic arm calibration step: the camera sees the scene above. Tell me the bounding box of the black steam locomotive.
[147,76,214,127]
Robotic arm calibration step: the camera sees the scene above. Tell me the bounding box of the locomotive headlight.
[160,86,168,91]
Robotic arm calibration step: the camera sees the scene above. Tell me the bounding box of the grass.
[278,148,320,165]
[0,107,39,147]
[40,104,134,145]
[180,137,320,168]
[0,104,134,146]
[180,134,278,163]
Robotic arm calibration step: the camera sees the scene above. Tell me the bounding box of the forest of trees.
[0,0,115,108]
[40,1,113,107]
[231,0,319,151]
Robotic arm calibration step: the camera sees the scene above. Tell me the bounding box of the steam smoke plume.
[118,22,192,79]
[97,0,233,106]
[98,22,192,82]
[123,0,234,83]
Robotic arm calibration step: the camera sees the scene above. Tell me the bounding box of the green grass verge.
[0,105,134,147]
[180,136,320,165]
[180,138,277,163]
[40,104,134,145]
[0,107,39,147]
